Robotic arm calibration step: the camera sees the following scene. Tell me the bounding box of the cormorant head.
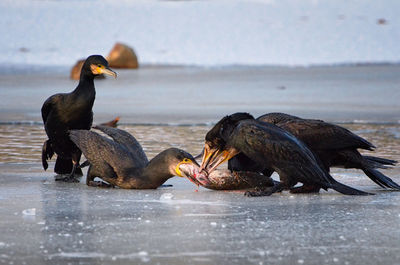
[201,112,254,173]
[81,55,117,79]
[162,148,210,186]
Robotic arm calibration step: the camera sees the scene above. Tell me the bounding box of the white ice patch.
[210,222,217,227]
[22,208,36,216]
[159,193,174,201]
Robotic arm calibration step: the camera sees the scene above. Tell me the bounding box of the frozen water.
[1,161,400,265]
[0,62,399,264]
[159,192,174,201]
[22,208,36,216]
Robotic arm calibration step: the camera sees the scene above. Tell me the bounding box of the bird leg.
[290,184,321,194]
[244,183,285,197]
[55,159,81,183]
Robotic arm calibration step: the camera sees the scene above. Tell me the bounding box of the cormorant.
[41,55,117,182]
[256,112,399,191]
[200,113,371,196]
[69,126,209,189]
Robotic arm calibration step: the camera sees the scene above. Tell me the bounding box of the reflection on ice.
[184,211,249,217]
[114,198,230,206]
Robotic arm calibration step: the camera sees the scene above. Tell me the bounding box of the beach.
[1,65,400,264]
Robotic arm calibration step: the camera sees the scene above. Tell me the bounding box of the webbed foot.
[54,174,81,183]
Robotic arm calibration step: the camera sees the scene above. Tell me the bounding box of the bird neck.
[141,153,175,187]
[73,74,96,97]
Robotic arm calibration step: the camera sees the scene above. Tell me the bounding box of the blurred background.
[1,0,399,68]
[0,0,399,124]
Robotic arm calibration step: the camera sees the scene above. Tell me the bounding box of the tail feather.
[330,181,373,196]
[42,140,54,170]
[364,156,397,169]
[363,168,400,190]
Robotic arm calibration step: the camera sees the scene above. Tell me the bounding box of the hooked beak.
[101,67,117,78]
[199,143,220,173]
[203,146,240,174]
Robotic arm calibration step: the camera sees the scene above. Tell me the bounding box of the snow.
[0,0,399,67]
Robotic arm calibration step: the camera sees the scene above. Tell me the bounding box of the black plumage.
[69,126,203,189]
[257,112,399,190]
[41,55,116,182]
[200,113,371,196]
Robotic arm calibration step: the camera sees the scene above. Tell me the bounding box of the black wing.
[69,130,143,178]
[41,95,58,124]
[229,121,333,185]
[278,119,375,151]
[257,112,301,124]
[93,125,148,167]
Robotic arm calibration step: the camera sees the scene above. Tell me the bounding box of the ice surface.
[159,192,174,201]
[1,161,400,265]
[0,0,399,67]
[22,208,36,216]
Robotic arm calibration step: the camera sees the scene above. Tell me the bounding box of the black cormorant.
[41,55,117,182]
[200,113,371,196]
[69,126,208,189]
[256,112,399,191]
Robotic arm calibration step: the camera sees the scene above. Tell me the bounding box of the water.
[1,123,399,166]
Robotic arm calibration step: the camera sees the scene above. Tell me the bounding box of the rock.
[377,18,388,25]
[107,43,139,69]
[70,59,85,80]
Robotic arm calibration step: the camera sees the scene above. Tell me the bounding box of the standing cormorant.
[256,112,399,191]
[200,113,371,196]
[41,55,117,182]
[69,126,208,189]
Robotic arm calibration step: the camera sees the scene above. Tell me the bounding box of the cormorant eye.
[97,64,102,68]
[183,158,191,163]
